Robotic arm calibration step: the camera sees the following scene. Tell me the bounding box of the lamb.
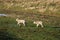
[33,21,43,27]
[16,18,25,26]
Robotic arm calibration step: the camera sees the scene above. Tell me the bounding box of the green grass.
[0,17,60,40]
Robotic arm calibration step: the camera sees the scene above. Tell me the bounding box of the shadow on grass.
[0,29,24,40]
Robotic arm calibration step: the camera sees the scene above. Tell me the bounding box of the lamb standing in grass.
[16,18,25,26]
[33,21,43,27]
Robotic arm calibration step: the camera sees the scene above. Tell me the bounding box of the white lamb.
[33,21,43,28]
[16,18,25,26]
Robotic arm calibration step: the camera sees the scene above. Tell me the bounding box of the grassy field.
[0,0,60,40]
[0,16,60,40]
